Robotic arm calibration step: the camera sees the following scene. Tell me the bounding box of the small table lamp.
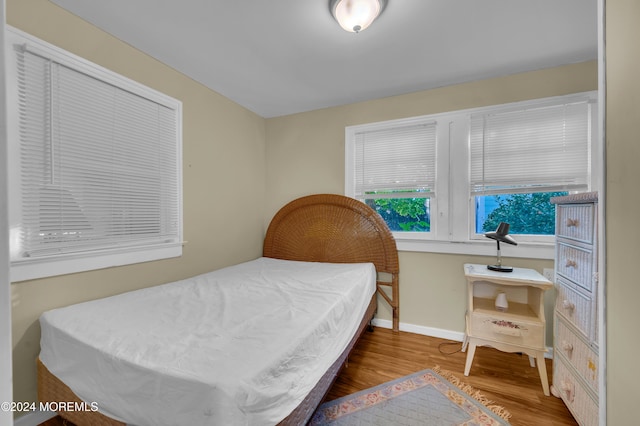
[484,222,517,272]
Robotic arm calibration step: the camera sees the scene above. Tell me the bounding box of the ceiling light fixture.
[329,0,387,33]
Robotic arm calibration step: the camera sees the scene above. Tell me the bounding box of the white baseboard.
[371,318,466,342]
[371,318,554,359]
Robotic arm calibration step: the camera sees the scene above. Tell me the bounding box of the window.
[7,27,183,282]
[345,92,597,259]
[353,120,436,233]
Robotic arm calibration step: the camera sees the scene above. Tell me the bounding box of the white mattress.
[39,257,376,426]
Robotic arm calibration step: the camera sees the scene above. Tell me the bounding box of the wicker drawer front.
[554,359,599,426]
[557,242,594,292]
[469,312,544,350]
[555,279,592,339]
[556,318,598,393]
[556,204,595,244]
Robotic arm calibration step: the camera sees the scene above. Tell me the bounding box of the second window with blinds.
[345,91,598,258]
[6,27,183,281]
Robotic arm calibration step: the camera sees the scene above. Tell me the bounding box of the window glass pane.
[475,191,568,235]
[365,195,430,232]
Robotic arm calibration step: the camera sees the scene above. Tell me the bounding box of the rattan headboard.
[263,194,400,331]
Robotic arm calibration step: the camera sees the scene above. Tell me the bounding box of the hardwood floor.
[327,327,578,426]
[41,327,578,426]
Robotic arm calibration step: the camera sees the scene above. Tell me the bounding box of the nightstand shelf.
[462,263,553,396]
[472,297,537,319]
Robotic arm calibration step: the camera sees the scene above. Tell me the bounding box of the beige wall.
[266,61,597,343]
[605,0,639,423]
[8,0,267,404]
[8,0,617,421]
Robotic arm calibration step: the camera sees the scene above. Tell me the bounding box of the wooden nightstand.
[462,263,553,396]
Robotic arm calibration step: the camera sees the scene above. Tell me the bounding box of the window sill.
[395,238,554,260]
[10,243,183,283]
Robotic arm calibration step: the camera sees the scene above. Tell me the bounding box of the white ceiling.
[50,0,598,118]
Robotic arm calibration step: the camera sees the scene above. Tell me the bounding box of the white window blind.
[14,43,181,262]
[354,122,437,199]
[470,100,592,195]
[346,91,597,257]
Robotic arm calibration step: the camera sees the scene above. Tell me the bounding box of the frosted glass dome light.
[330,0,387,33]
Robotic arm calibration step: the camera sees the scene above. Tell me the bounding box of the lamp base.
[487,264,513,272]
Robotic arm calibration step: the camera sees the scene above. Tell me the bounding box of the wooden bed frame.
[38,193,399,426]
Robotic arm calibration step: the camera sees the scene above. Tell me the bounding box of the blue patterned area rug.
[310,366,511,426]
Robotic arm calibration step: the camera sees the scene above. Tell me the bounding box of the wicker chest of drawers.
[551,192,599,426]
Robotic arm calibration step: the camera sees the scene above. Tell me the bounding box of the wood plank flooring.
[40,327,578,426]
[327,327,578,426]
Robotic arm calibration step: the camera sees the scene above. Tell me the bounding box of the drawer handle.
[562,341,574,354]
[562,300,575,312]
[561,380,575,402]
[566,259,577,268]
[566,218,579,227]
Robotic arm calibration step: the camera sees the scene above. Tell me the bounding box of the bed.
[37,194,400,426]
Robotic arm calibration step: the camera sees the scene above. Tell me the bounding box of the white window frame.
[345,91,599,259]
[6,27,183,282]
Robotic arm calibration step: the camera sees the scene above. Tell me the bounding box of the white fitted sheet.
[39,257,376,426]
